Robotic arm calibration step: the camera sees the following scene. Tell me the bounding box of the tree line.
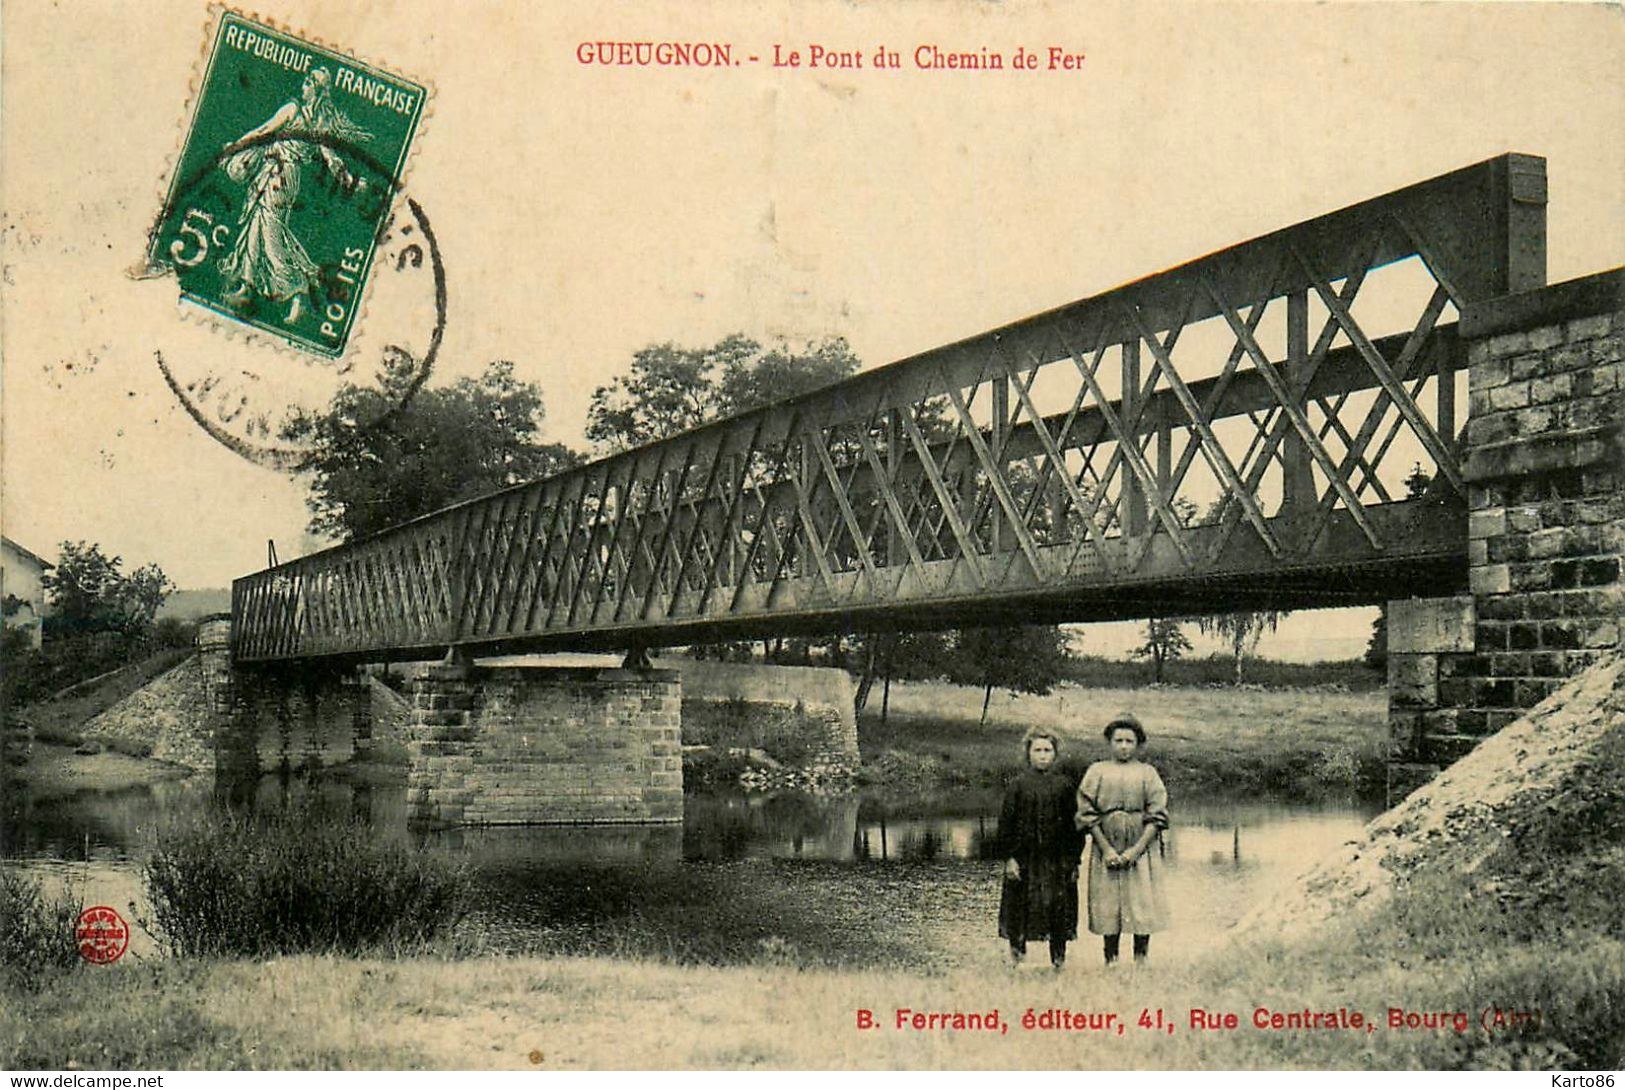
[3,542,186,709]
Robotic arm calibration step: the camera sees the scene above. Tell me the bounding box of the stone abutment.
[1387,268,1622,801]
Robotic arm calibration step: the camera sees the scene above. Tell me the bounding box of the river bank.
[858,680,1386,799]
[2,647,198,801]
[7,802,1615,1070]
[7,676,1385,803]
[4,739,193,801]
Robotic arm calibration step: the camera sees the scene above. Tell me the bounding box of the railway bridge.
[205,153,1623,822]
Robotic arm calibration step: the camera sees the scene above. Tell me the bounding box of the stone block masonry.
[406,664,682,827]
[1389,268,1622,801]
[199,615,366,780]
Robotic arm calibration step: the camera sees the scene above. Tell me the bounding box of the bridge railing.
[234,153,1546,661]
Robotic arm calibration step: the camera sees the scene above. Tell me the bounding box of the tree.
[283,355,582,541]
[717,338,860,416]
[1132,618,1193,683]
[588,333,863,659]
[687,639,757,663]
[946,625,1072,725]
[851,629,951,723]
[584,338,738,451]
[42,541,175,637]
[119,564,175,634]
[42,541,123,632]
[1364,604,1388,673]
[1196,610,1288,685]
[586,334,860,453]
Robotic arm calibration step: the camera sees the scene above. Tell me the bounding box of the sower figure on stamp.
[1075,713,1170,965]
[218,67,369,313]
[997,726,1084,970]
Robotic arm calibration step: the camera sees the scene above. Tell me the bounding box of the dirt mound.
[1235,652,1623,940]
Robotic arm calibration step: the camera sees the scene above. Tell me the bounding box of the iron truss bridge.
[234,154,1547,662]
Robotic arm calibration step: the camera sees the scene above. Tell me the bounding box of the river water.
[2,769,1381,968]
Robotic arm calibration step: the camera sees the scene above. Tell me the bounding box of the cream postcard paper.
[3,0,1623,1072]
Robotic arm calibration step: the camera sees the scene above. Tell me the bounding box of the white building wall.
[2,538,51,649]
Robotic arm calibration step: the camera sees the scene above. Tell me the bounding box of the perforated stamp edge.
[138,3,439,370]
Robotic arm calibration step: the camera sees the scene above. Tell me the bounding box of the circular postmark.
[144,128,446,471]
[75,905,130,965]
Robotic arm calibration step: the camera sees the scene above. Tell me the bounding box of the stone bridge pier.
[404,661,683,827]
[1387,268,1622,801]
[199,615,368,785]
[199,617,684,826]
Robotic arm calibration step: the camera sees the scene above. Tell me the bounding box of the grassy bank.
[860,679,1386,799]
[5,690,1618,1070]
[5,872,1616,1069]
[8,647,192,752]
[3,738,192,799]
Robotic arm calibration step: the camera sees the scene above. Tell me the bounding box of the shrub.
[683,746,754,791]
[682,696,823,766]
[16,632,139,702]
[1,627,42,711]
[0,869,82,992]
[143,800,468,957]
[148,617,198,650]
[680,694,748,749]
[757,700,819,765]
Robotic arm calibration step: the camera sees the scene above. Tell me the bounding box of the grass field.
[860,679,1386,799]
[1063,653,1382,691]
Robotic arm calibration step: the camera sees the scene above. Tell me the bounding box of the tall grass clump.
[682,695,820,766]
[0,868,83,992]
[144,801,468,957]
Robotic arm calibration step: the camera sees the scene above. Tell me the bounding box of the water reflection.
[3,772,1381,967]
[3,773,1381,870]
[679,789,1379,871]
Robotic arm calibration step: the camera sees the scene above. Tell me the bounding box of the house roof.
[1,536,54,570]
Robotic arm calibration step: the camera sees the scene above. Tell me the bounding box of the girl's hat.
[1103,713,1146,745]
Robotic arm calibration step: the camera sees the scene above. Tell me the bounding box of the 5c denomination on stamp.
[146,10,426,359]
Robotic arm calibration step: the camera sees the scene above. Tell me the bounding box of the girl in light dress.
[1075,713,1170,965]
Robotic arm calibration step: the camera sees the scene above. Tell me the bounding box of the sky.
[3,0,1622,662]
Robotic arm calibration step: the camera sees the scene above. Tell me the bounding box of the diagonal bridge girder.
[233,153,1546,662]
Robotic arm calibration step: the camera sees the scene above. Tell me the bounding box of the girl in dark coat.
[997,726,1083,969]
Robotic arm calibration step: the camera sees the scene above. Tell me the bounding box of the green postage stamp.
[148,11,426,358]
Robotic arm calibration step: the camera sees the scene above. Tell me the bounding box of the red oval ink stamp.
[75,905,130,965]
